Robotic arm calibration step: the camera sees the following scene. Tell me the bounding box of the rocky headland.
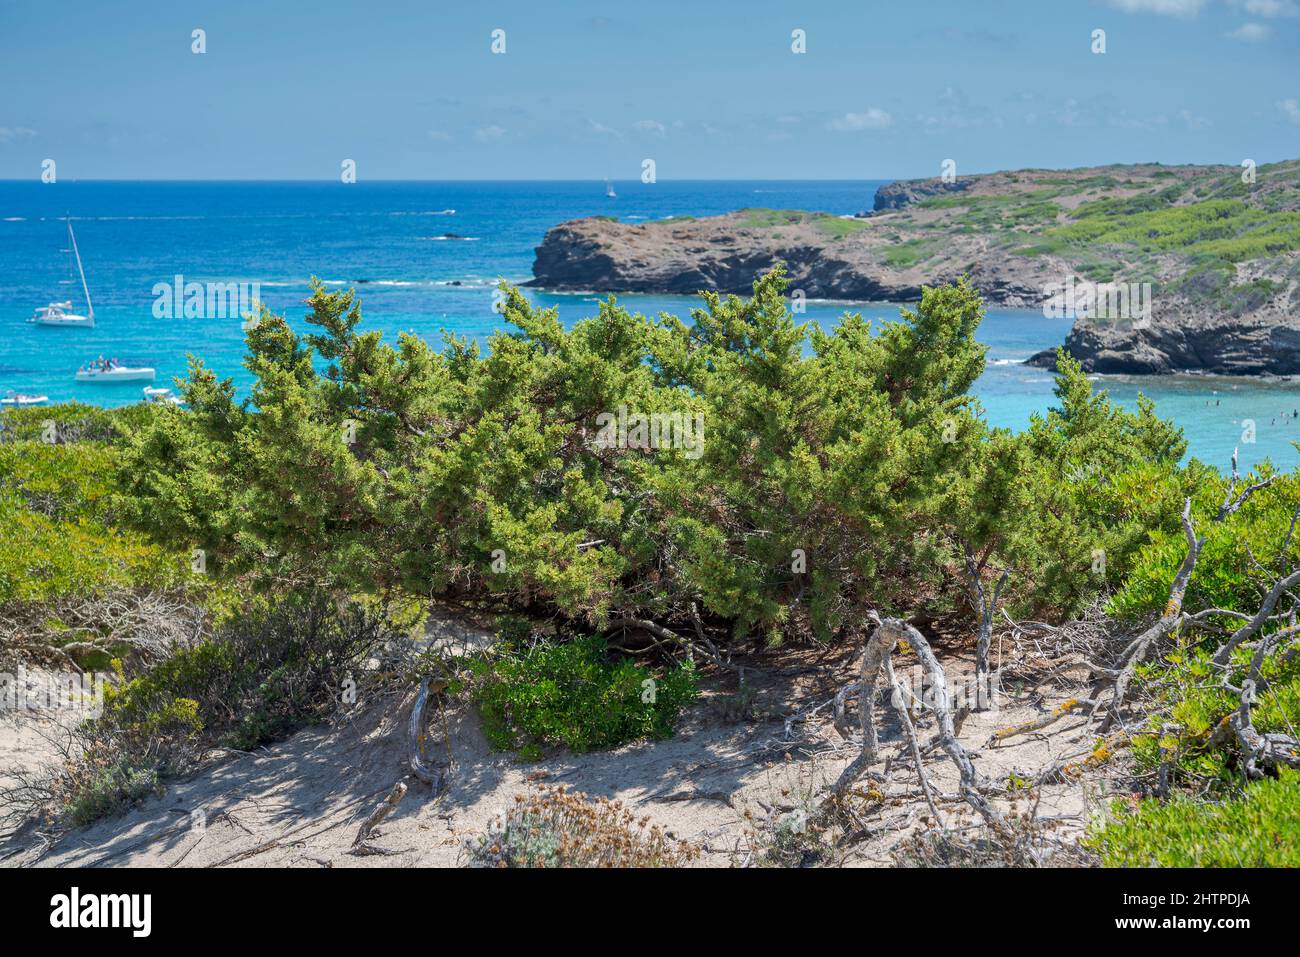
[529,161,1300,375]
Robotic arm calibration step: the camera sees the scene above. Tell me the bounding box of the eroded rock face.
[872,178,972,211]
[529,161,1300,376]
[528,210,1047,305]
[1051,304,1300,376]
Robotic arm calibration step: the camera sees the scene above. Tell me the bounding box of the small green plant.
[468,634,697,757]
[1088,771,1300,866]
[66,755,164,827]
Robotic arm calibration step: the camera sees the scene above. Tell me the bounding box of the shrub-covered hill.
[530,160,1300,375]
[9,273,1300,865]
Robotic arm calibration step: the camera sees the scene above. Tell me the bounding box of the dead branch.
[0,588,207,668]
[986,697,1095,747]
[1211,568,1300,666]
[351,780,407,848]
[833,614,1004,831]
[1216,447,1275,522]
[408,677,449,789]
[963,541,1009,690]
[1209,632,1300,777]
[885,658,943,826]
[1094,498,1201,732]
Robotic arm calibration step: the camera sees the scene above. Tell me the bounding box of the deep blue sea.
[1,180,1297,471]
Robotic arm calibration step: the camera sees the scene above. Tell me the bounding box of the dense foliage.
[1089,771,1300,867]
[0,404,190,608]
[115,268,1188,651]
[468,631,697,759]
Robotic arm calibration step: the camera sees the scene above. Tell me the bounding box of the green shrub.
[66,755,165,828]
[0,436,189,606]
[469,634,697,757]
[25,592,400,827]
[1109,470,1300,621]
[1088,771,1300,866]
[109,270,1193,656]
[98,590,395,753]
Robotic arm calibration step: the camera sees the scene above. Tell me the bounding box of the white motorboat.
[76,362,155,384]
[142,386,181,404]
[31,220,95,328]
[1,392,49,406]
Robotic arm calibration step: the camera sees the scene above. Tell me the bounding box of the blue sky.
[1,0,1297,179]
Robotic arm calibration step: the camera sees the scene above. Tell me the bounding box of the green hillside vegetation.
[5,269,1299,862]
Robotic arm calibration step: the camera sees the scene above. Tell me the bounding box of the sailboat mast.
[67,219,93,320]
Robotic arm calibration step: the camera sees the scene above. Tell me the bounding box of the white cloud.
[827,108,892,132]
[473,125,507,142]
[586,119,622,139]
[1279,98,1300,123]
[1107,0,1209,15]
[0,126,37,143]
[632,119,666,136]
[1178,109,1212,129]
[1227,21,1272,38]
[1232,0,1300,17]
[427,130,452,142]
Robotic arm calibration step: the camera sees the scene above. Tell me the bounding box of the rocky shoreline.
[529,161,1300,375]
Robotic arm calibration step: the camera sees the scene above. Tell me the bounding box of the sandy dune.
[1,640,1105,868]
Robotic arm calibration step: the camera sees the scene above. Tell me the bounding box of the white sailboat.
[31,219,95,328]
[605,178,617,199]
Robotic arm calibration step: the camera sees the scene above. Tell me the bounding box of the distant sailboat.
[31,218,95,328]
[605,178,617,199]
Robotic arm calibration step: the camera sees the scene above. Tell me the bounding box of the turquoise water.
[1,180,1296,471]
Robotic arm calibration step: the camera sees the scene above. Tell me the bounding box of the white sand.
[1,642,1107,868]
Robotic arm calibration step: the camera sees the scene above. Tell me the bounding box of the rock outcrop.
[530,161,1300,375]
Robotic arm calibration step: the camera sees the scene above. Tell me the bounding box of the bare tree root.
[885,658,943,826]
[1210,632,1300,777]
[348,781,408,855]
[832,614,1004,832]
[986,697,1095,748]
[408,677,450,790]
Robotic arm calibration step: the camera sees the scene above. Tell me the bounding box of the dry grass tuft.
[465,785,701,868]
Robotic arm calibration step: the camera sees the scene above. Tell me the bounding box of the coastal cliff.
[529,160,1300,375]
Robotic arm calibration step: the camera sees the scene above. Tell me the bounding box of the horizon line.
[0,157,1278,186]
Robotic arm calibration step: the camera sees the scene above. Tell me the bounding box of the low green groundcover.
[1089,771,1300,867]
